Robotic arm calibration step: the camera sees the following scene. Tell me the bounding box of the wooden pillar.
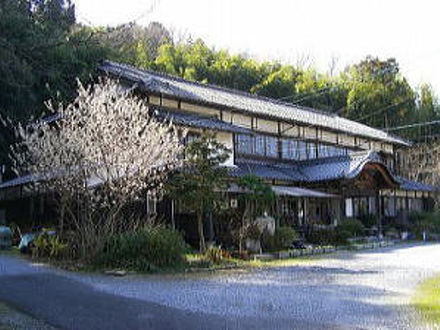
[171,199,175,230]
[376,191,382,237]
[393,190,397,217]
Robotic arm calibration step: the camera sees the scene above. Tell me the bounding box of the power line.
[276,86,332,102]
[290,87,336,105]
[385,119,440,132]
[351,98,413,122]
[131,0,161,23]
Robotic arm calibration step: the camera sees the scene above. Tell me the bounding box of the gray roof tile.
[230,151,411,186]
[394,176,435,192]
[154,109,252,134]
[100,60,410,146]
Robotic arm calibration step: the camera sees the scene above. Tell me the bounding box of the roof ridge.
[100,61,410,146]
[102,60,340,119]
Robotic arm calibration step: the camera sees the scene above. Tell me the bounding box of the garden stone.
[104,270,127,277]
[245,238,261,253]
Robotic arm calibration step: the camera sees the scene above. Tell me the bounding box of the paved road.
[1,243,439,329]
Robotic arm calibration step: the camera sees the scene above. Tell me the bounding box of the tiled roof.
[154,109,252,134]
[0,174,36,189]
[228,160,303,182]
[394,176,435,192]
[271,185,338,198]
[37,108,250,135]
[100,61,410,146]
[298,151,388,182]
[230,151,396,184]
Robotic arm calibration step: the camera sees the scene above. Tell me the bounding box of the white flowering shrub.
[10,78,185,259]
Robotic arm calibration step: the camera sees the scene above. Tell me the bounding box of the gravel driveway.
[1,243,439,329]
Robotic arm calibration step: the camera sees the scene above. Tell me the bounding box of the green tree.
[99,22,171,67]
[0,0,108,177]
[236,174,275,252]
[251,64,300,99]
[340,56,415,128]
[167,132,230,252]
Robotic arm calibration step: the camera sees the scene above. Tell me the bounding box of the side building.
[0,61,435,239]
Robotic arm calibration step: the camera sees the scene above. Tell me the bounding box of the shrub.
[33,233,68,260]
[307,227,351,246]
[246,223,262,240]
[385,227,399,239]
[306,228,337,246]
[262,226,297,251]
[408,211,440,239]
[335,229,351,245]
[203,246,231,264]
[358,214,378,228]
[338,218,366,237]
[95,226,188,271]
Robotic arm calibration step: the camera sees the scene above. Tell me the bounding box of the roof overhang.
[99,60,410,147]
[271,185,338,198]
[222,183,338,198]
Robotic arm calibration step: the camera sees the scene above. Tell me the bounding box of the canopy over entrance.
[229,151,398,189]
[271,185,338,198]
[225,183,338,198]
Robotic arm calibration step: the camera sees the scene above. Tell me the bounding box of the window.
[307,142,316,159]
[254,135,265,156]
[266,136,278,158]
[318,144,328,158]
[235,133,353,161]
[236,134,253,154]
[235,134,279,158]
[282,139,298,160]
[298,141,308,160]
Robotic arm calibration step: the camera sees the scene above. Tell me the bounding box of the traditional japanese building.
[0,61,435,236]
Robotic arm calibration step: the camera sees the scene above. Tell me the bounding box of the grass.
[412,275,440,326]
[185,252,319,272]
[0,247,20,257]
[237,255,319,268]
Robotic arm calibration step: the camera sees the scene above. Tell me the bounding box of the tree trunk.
[197,211,206,252]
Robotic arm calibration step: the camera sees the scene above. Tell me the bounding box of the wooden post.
[376,191,382,237]
[171,199,175,230]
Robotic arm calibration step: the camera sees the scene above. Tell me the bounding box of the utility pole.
[0,165,4,184]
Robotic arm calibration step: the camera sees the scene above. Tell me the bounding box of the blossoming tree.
[10,78,185,259]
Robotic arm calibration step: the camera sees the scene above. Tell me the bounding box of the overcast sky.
[74,0,440,94]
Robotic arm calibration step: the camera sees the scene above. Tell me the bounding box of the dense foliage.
[262,226,298,252]
[338,218,366,237]
[33,232,68,260]
[306,219,366,246]
[0,0,107,177]
[95,226,188,271]
[408,211,440,239]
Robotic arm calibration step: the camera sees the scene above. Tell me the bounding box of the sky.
[74,0,440,94]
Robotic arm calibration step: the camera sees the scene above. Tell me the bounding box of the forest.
[1,0,439,179]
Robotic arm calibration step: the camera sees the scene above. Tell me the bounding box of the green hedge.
[338,218,366,237]
[95,226,188,271]
[262,226,297,251]
[409,211,440,239]
[306,219,365,246]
